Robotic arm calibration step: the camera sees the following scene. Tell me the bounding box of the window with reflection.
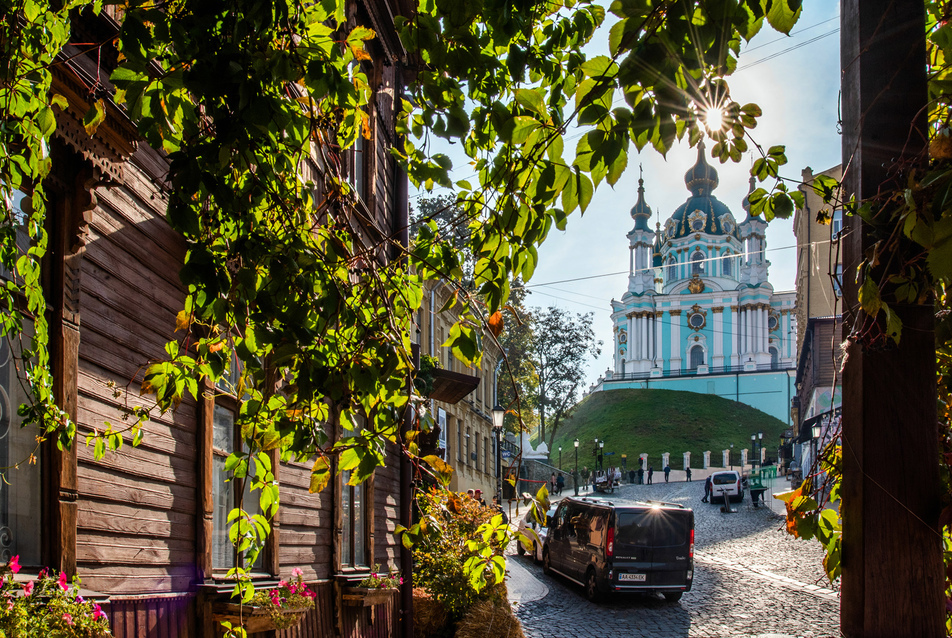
[340,470,368,568]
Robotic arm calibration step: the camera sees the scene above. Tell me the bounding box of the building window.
[340,470,368,568]
[212,402,264,571]
[691,250,705,276]
[667,257,676,281]
[722,253,732,277]
[832,263,843,298]
[0,327,41,566]
[770,347,780,370]
[457,418,462,462]
[689,345,704,369]
[831,209,843,239]
[484,436,489,474]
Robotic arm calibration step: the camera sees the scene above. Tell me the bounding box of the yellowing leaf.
[175,309,191,332]
[488,310,504,338]
[83,99,106,137]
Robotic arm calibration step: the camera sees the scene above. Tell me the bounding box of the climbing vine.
[0,0,809,627]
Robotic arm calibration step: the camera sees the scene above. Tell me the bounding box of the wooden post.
[840,1,944,635]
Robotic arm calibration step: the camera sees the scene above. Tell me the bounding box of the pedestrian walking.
[702,475,712,502]
[685,467,692,482]
[664,465,671,483]
[647,465,654,485]
[637,467,644,484]
[628,469,636,484]
[556,472,565,495]
[550,472,557,494]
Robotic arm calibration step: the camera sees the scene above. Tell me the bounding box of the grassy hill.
[547,389,788,471]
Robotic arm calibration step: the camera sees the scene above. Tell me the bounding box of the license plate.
[619,573,646,582]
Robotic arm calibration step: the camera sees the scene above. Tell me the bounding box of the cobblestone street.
[507,480,841,637]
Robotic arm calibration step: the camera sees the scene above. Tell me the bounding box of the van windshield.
[615,510,690,548]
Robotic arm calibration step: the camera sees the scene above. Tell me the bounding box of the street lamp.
[491,405,505,502]
[811,422,822,476]
[574,439,579,495]
[750,434,756,470]
[599,440,605,472]
[559,446,562,470]
[758,431,764,467]
[730,443,734,471]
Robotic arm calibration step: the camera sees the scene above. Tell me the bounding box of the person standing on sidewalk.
[556,472,565,495]
[685,467,692,482]
[647,466,654,485]
[702,475,712,502]
[628,468,636,484]
[664,464,671,483]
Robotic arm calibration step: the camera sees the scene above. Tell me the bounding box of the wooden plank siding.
[43,3,410,636]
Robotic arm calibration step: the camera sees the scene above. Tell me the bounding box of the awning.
[428,368,481,404]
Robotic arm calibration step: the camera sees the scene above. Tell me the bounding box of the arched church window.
[691,250,705,276]
[723,252,732,277]
[769,347,779,370]
[667,257,676,281]
[689,345,704,369]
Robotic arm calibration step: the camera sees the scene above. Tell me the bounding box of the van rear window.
[615,511,690,548]
[712,474,738,484]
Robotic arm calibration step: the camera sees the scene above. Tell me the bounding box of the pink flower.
[58,572,68,590]
[62,612,74,626]
[290,567,304,579]
[9,556,19,575]
[278,580,288,589]
[38,567,47,579]
[399,577,404,585]
[269,590,281,606]
[93,603,107,621]
[23,581,33,596]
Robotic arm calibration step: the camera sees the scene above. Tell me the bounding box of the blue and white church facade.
[592,146,796,424]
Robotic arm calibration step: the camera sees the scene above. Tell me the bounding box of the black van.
[542,497,694,602]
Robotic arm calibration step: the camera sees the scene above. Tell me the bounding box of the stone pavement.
[507,479,840,638]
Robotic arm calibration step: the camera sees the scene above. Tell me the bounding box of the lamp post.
[491,405,505,503]
[574,439,579,495]
[559,446,562,470]
[599,440,605,472]
[730,443,734,471]
[750,434,756,471]
[811,422,822,481]
[758,431,764,467]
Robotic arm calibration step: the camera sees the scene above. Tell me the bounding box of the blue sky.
[413,3,842,386]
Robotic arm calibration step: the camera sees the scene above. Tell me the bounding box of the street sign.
[604,451,615,456]
[501,450,514,459]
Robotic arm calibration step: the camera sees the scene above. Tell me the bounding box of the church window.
[691,218,704,231]
[723,253,732,277]
[768,313,779,331]
[688,312,705,330]
[689,345,704,369]
[769,347,780,370]
[691,250,705,275]
[667,257,677,281]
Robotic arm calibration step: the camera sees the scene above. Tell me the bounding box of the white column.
[760,306,768,353]
[731,307,739,365]
[655,313,663,365]
[642,314,650,365]
[627,314,634,366]
[670,310,681,369]
[784,311,791,359]
[743,307,751,354]
[634,315,642,362]
[629,246,634,276]
[713,309,723,367]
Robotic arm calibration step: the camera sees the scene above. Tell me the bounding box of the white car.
[709,470,743,503]
[516,505,556,562]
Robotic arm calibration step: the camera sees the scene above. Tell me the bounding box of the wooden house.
[1,1,417,635]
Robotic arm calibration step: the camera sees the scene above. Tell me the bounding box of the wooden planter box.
[341,587,396,608]
[212,601,309,633]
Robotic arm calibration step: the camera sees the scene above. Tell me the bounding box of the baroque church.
[592,145,796,424]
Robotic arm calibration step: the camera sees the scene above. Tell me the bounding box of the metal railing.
[605,362,794,382]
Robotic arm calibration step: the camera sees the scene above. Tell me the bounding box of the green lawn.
[546,388,787,472]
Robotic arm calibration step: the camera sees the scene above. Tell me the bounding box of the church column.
[642,313,650,367]
[745,306,753,355]
[629,246,634,276]
[670,310,682,370]
[760,305,768,354]
[635,314,643,362]
[783,311,792,359]
[655,311,663,365]
[730,306,739,365]
[627,313,634,367]
[712,307,724,367]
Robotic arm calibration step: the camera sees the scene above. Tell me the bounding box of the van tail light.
[689,528,695,559]
[607,525,614,558]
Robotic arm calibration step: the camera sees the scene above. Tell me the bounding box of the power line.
[736,29,839,72]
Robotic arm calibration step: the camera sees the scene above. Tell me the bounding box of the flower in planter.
[357,564,402,590]
[247,569,316,630]
[0,556,110,637]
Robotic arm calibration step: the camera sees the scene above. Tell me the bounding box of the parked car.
[517,504,556,562]
[709,470,743,503]
[542,497,694,603]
